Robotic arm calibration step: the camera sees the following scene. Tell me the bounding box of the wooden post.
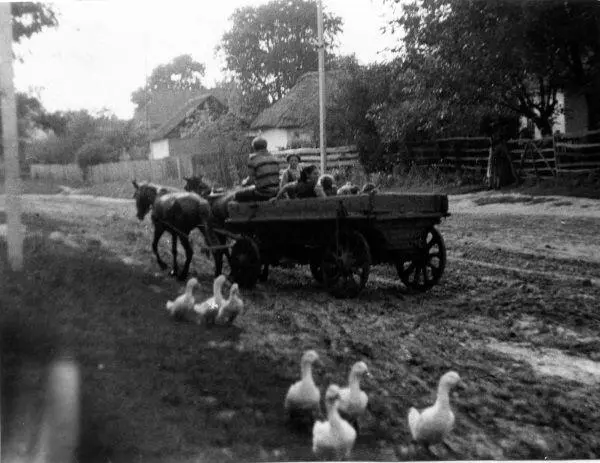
[0,3,24,271]
[176,156,182,180]
[317,0,327,174]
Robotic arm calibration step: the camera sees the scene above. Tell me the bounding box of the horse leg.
[200,221,222,278]
[169,231,179,278]
[178,234,194,281]
[152,224,167,270]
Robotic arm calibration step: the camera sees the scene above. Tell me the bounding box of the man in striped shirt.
[235,136,281,202]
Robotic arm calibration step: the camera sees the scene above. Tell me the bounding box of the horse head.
[132,180,158,221]
[183,176,212,197]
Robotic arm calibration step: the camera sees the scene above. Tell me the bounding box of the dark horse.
[182,176,239,279]
[132,179,219,281]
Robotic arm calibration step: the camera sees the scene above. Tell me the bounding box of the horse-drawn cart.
[216,192,450,298]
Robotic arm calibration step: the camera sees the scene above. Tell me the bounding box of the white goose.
[312,384,357,461]
[165,278,199,318]
[193,275,227,325]
[337,361,371,431]
[408,371,462,446]
[216,282,244,326]
[284,350,322,428]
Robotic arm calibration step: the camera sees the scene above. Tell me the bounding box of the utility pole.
[317,0,327,174]
[0,2,24,271]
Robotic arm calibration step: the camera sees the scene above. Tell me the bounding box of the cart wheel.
[396,227,446,292]
[230,237,261,289]
[322,230,371,298]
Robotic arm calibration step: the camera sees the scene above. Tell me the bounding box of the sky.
[12,0,400,120]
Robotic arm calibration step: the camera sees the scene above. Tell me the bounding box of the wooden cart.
[216,192,450,298]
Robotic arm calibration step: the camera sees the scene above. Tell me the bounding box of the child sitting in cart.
[273,165,326,200]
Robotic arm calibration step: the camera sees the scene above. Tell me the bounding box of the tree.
[1,3,58,166]
[385,0,600,135]
[11,2,57,43]
[217,0,343,119]
[131,54,207,114]
[212,77,269,124]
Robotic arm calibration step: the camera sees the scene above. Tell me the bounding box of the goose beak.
[456,379,467,390]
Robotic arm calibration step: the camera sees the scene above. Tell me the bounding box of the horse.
[183,176,275,282]
[132,179,219,281]
[182,176,240,279]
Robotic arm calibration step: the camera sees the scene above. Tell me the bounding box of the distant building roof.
[133,88,207,132]
[250,70,345,130]
[150,94,227,142]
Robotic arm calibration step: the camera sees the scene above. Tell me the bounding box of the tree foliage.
[131,54,207,113]
[385,0,600,135]
[0,3,58,167]
[11,2,58,42]
[217,0,343,120]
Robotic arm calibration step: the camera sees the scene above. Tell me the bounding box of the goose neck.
[436,382,451,408]
[213,280,225,304]
[300,362,314,382]
[348,371,362,392]
[327,402,343,429]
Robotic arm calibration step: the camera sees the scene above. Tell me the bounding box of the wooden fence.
[30,163,84,182]
[554,128,600,174]
[28,145,359,186]
[406,129,600,179]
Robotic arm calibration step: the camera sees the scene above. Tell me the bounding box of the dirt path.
[2,190,600,460]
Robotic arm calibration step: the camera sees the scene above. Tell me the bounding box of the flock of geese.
[165,274,244,326]
[165,275,462,461]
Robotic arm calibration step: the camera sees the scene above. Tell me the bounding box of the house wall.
[259,128,313,151]
[519,90,589,139]
[564,91,588,134]
[150,139,170,160]
[260,129,289,151]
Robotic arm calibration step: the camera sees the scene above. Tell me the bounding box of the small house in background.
[250,71,344,151]
[520,89,589,139]
[149,94,227,160]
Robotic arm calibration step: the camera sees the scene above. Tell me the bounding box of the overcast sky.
[12,0,399,120]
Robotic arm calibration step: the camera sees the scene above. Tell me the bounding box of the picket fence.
[29,145,360,186]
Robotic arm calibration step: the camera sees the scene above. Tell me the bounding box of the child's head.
[300,165,320,183]
[287,154,300,169]
[319,174,337,196]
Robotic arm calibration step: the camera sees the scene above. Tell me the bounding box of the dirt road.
[1,190,600,460]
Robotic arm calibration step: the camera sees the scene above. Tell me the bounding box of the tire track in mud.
[448,252,600,287]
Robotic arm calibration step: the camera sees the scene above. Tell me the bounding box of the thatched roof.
[250,71,345,130]
[150,94,227,141]
[133,89,206,132]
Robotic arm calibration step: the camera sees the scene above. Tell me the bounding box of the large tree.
[131,54,207,115]
[385,0,600,135]
[217,0,343,119]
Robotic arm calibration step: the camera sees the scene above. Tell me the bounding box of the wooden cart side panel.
[227,193,448,222]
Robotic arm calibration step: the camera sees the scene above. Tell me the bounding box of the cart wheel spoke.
[322,230,371,299]
[397,227,446,292]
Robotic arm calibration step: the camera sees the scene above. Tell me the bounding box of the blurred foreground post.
[317,0,327,173]
[0,2,24,271]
